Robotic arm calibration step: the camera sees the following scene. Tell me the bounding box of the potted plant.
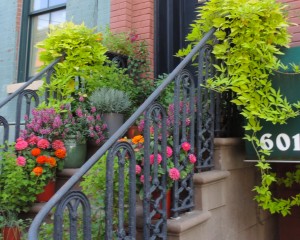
[89,88,132,137]
[0,141,53,239]
[36,21,108,109]
[177,0,300,216]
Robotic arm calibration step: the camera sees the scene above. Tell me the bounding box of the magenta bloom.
[181,142,191,152]
[76,108,83,118]
[27,135,39,146]
[79,96,85,102]
[136,165,142,174]
[169,168,180,181]
[15,140,28,151]
[149,153,162,165]
[140,175,145,183]
[91,106,96,113]
[166,146,173,158]
[37,139,50,149]
[16,156,26,166]
[52,140,65,150]
[189,154,196,164]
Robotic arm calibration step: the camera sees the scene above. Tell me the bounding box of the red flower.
[31,148,41,157]
[32,166,43,176]
[47,157,57,168]
[36,155,48,164]
[55,149,66,159]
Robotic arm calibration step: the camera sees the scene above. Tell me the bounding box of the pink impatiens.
[169,168,180,180]
[181,142,191,152]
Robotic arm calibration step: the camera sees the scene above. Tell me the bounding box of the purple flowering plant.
[21,93,108,145]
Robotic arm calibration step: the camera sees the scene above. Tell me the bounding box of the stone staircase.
[24,138,278,239]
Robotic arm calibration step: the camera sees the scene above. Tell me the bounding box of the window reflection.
[31,0,67,11]
[29,9,66,76]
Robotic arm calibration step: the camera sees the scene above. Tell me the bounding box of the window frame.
[18,1,66,82]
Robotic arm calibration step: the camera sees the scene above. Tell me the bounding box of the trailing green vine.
[178,0,300,216]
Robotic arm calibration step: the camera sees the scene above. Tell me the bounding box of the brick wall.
[279,0,300,47]
[110,0,154,71]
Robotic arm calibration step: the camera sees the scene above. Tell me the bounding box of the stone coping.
[193,170,230,185]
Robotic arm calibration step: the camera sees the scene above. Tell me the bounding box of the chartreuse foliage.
[37,22,108,109]
[178,0,300,216]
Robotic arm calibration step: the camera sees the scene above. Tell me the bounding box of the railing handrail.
[0,56,63,109]
[28,28,216,239]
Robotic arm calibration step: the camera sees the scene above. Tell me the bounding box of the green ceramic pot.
[64,137,87,168]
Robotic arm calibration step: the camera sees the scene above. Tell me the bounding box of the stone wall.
[166,138,277,240]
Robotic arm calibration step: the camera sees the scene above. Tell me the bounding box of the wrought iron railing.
[0,28,224,239]
[0,56,63,144]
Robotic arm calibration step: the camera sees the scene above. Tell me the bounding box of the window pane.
[50,9,66,25]
[49,0,67,7]
[31,0,48,11]
[31,0,67,11]
[29,9,66,76]
[29,13,50,76]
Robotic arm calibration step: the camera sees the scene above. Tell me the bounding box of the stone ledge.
[6,80,43,94]
[193,170,230,185]
[57,168,80,177]
[167,210,211,234]
[214,137,243,147]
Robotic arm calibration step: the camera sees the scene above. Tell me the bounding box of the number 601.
[260,133,300,151]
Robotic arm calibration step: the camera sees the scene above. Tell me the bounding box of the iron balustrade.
[0,28,220,239]
[0,56,63,144]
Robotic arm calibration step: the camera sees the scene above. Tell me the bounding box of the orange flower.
[55,149,66,159]
[118,137,128,142]
[31,148,41,157]
[32,166,43,176]
[96,33,102,41]
[36,155,48,164]
[132,135,144,144]
[47,157,57,168]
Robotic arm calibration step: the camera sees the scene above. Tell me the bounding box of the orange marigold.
[31,148,41,157]
[132,135,144,144]
[47,157,57,168]
[55,149,66,159]
[36,155,48,164]
[32,166,43,176]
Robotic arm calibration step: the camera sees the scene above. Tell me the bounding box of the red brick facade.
[279,0,300,47]
[110,0,154,71]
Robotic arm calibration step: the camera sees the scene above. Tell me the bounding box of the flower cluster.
[122,135,196,198]
[66,93,108,145]
[15,137,66,184]
[137,101,192,138]
[21,94,108,145]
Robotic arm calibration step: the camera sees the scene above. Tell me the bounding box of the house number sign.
[260,133,300,151]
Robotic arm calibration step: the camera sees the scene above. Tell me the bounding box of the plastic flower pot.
[151,189,171,219]
[2,226,21,240]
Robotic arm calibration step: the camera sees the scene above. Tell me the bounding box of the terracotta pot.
[151,189,172,219]
[36,180,56,202]
[126,126,141,139]
[2,226,21,240]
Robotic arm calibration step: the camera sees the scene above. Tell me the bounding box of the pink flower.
[140,175,152,183]
[52,140,65,150]
[91,106,96,113]
[79,96,84,102]
[166,146,173,158]
[149,153,162,165]
[169,168,180,180]
[37,139,50,149]
[15,140,28,151]
[181,142,191,152]
[136,165,142,174]
[189,154,196,164]
[16,156,26,166]
[140,175,145,183]
[27,135,39,146]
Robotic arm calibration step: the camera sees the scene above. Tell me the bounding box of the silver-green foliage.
[89,88,132,114]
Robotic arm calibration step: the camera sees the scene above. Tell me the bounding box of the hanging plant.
[178,0,300,216]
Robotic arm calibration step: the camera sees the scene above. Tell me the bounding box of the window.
[18,0,67,82]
